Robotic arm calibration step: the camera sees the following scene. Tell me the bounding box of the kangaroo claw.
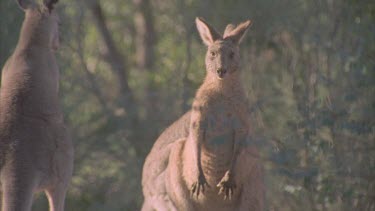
[217,171,236,200]
[191,173,209,197]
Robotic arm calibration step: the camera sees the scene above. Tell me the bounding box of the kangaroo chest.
[202,97,246,146]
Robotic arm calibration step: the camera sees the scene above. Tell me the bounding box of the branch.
[86,0,135,110]
[133,0,156,71]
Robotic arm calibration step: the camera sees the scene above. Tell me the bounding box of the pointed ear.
[223,24,235,37]
[195,17,221,46]
[224,20,252,44]
[43,0,58,11]
[16,0,35,10]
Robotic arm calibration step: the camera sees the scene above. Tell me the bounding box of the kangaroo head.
[16,0,60,50]
[195,17,251,80]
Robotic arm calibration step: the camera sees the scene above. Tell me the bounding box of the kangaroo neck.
[16,11,52,51]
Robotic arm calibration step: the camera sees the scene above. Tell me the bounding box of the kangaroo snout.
[216,68,227,79]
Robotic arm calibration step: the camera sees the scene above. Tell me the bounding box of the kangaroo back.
[0,1,73,210]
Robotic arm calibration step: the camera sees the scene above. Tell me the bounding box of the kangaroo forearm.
[191,126,205,174]
[196,141,203,173]
[190,108,206,173]
[229,129,246,173]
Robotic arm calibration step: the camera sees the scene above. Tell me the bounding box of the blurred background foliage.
[1,0,374,210]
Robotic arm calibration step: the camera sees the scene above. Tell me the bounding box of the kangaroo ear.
[195,17,221,46]
[43,0,58,11]
[16,0,35,10]
[223,24,235,37]
[224,20,252,44]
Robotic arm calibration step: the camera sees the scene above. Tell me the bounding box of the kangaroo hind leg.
[1,171,38,211]
[45,182,69,211]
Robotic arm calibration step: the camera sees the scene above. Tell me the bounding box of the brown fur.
[142,112,190,211]
[0,1,73,211]
[142,18,264,211]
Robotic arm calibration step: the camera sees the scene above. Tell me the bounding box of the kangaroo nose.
[216,68,227,79]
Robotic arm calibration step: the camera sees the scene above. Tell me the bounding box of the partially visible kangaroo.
[142,18,264,211]
[0,0,74,210]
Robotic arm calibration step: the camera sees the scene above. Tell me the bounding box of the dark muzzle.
[216,68,227,79]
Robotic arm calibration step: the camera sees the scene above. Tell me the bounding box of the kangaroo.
[142,18,264,211]
[0,0,74,211]
[142,111,191,211]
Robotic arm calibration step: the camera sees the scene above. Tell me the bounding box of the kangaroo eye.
[229,52,235,59]
[210,51,216,57]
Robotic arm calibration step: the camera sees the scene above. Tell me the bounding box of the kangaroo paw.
[191,173,209,197]
[217,171,236,200]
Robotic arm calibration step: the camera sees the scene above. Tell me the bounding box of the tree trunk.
[133,0,155,71]
[86,0,135,111]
